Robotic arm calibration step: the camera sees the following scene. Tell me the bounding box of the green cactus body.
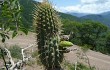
[34,1,63,69]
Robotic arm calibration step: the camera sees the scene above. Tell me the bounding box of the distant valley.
[67,12,89,17]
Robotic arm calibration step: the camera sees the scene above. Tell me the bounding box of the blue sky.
[35,0,110,14]
[49,0,80,7]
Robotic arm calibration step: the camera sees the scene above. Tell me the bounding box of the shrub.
[64,62,95,70]
[9,45,22,59]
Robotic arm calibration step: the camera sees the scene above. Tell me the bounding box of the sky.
[35,0,110,14]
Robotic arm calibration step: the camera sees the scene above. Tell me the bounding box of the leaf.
[2,38,5,43]
[12,31,17,38]
[20,27,28,35]
[5,34,10,39]
[0,33,6,43]
[59,41,73,47]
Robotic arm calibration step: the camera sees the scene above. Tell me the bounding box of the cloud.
[81,0,108,4]
[81,0,98,4]
[55,0,110,14]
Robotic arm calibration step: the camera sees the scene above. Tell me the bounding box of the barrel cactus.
[34,1,63,70]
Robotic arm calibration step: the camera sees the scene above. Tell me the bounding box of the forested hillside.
[67,12,110,28]
[19,0,81,28]
[59,12,81,21]
[19,0,35,29]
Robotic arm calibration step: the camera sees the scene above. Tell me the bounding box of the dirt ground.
[0,32,110,70]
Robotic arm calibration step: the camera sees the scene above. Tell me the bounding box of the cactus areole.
[34,1,64,70]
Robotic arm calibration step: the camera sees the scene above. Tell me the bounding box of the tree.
[80,21,108,50]
[0,0,28,69]
[105,32,110,54]
[0,0,28,42]
[62,19,80,35]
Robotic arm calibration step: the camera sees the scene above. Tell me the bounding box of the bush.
[64,62,95,70]
[0,54,1,58]
[76,63,95,70]
[0,49,7,59]
[0,50,2,58]
[9,45,22,59]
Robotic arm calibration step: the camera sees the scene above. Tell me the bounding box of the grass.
[63,61,95,70]
[9,45,22,59]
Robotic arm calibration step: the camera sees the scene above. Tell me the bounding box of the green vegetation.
[9,45,22,59]
[0,0,28,42]
[0,0,28,69]
[63,19,110,54]
[18,0,82,30]
[0,49,7,59]
[105,33,110,54]
[59,41,73,47]
[64,62,95,70]
[0,45,22,59]
[59,12,81,21]
[80,14,110,27]
[19,0,36,30]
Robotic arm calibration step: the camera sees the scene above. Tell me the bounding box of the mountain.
[59,12,81,21]
[19,0,36,29]
[67,12,89,17]
[80,12,110,27]
[19,0,110,28]
[101,11,110,16]
[19,0,81,27]
[101,11,110,20]
[66,11,110,27]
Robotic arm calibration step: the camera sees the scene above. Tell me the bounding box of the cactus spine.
[34,1,63,70]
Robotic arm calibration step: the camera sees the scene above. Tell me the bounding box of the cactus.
[34,1,64,70]
[59,41,73,47]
